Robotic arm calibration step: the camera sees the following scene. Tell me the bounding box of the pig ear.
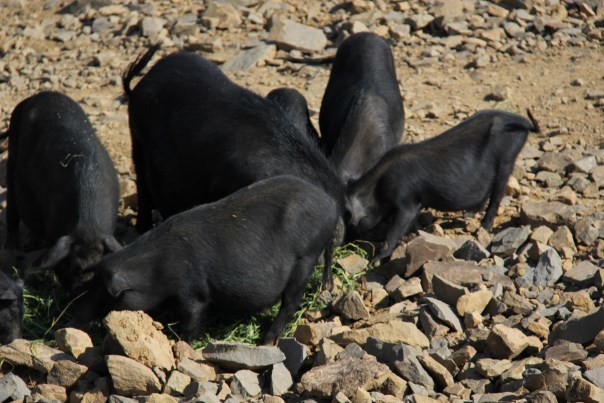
[103,236,122,253]
[107,272,131,298]
[41,235,73,268]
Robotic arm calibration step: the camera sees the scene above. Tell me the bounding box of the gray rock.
[424,297,463,332]
[503,21,525,37]
[544,341,588,363]
[140,16,166,37]
[454,240,490,261]
[0,373,31,401]
[423,261,514,292]
[202,342,285,371]
[277,337,308,378]
[333,290,370,320]
[202,2,242,29]
[183,381,219,400]
[549,306,604,345]
[336,343,367,361]
[268,18,327,53]
[108,396,138,403]
[419,305,450,338]
[524,390,558,403]
[490,226,531,257]
[221,44,276,71]
[363,338,420,364]
[534,249,563,287]
[406,13,434,30]
[521,200,578,227]
[270,362,293,396]
[91,17,114,33]
[230,370,262,398]
[432,274,468,307]
[0,339,75,374]
[584,366,604,390]
[404,233,456,277]
[562,260,600,286]
[336,253,369,275]
[574,217,603,246]
[393,355,435,391]
[572,156,598,173]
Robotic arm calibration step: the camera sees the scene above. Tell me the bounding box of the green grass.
[20,243,370,349]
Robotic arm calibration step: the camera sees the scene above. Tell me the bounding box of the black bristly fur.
[346,109,535,261]
[72,176,339,345]
[320,32,405,184]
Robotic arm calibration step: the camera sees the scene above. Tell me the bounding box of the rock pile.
[0,0,602,401]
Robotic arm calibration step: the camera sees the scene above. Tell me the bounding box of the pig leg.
[131,137,153,233]
[321,242,334,292]
[481,162,514,231]
[5,152,20,249]
[373,203,421,263]
[262,257,314,345]
[179,299,207,342]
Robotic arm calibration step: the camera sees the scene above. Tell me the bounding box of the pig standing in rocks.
[73,175,339,344]
[266,87,320,141]
[0,270,23,345]
[123,46,344,290]
[4,91,121,289]
[346,110,535,261]
[319,32,405,184]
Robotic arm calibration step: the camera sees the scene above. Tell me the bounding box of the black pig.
[5,91,121,288]
[346,110,535,261]
[0,270,23,345]
[266,87,320,141]
[123,47,345,290]
[73,175,339,344]
[319,32,405,184]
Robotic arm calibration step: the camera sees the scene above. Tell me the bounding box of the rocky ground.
[0,0,603,402]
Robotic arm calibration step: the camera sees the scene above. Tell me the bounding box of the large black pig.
[123,47,345,290]
[266,87,320,141]
[319,32,405,184]
[346,110,535,261]
[5,91,121,288]
[72,175,339,344]
[0,270,23,345]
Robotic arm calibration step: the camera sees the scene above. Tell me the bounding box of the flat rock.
[202,342,285,371]
[296,357,390,399]
[55,328,93,359]
[0,373,31,401]
[268,18,327,53]
[0,339,75,373]
[221,44,276,71]
[544,341,588,363]
[106,355,162,397]
[490,226,531,257]
[103,310,175,371]
[333,290,370,320]
[337,254,369,275]
[294,322,340,345]
[521,200,577,227]
[422,261,514,292]
[332,320,430,348]
[486,324,529,359]
[230,369,262,398]
[548,225,577,253]
[424,297,463,332]
[563,260,600,286]
[475,358,513,378]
